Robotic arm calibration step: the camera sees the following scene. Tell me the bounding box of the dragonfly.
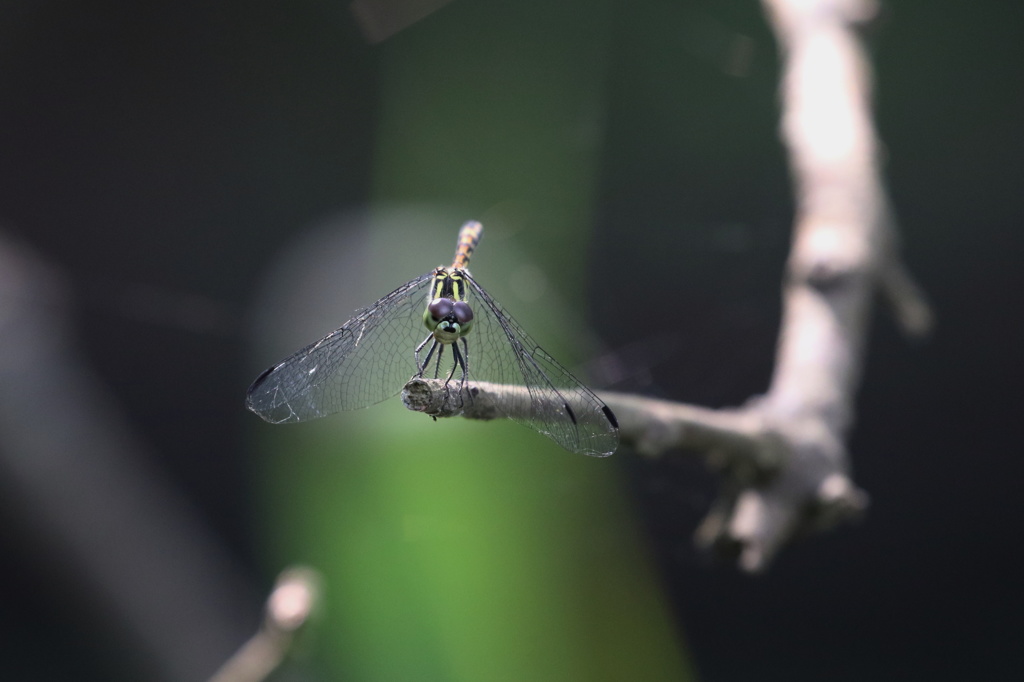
[245,221,619,457]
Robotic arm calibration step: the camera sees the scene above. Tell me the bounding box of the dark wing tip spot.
[246,365,277,398]
[602,405,619,429]
[564,402,578,425]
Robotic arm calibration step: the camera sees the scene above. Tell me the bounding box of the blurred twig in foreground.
[209,567,323,682]
[0,234,258,679]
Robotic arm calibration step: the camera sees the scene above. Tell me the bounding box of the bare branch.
[600,393,780,471]
[401,377,514,421]
[403,379,782,469]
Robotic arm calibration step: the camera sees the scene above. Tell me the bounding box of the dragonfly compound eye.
[427,298,453,321]
[452,301,474,325]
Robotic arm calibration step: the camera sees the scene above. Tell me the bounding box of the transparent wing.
[246,273,434,423]
[462,273,619,457]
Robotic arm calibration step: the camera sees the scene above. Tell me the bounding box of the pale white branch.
[400,0,928,572]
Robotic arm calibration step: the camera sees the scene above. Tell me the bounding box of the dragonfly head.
[424,297,474,342]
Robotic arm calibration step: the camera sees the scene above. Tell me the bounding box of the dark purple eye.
[427,298,453,321]
[452,301,474,325]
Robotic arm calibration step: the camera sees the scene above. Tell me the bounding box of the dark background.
[1,0,1021,680]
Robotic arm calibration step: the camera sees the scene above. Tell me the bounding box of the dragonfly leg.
[414,334,435,376]
[458,338,471,394]
[459,337,469,378]
[433,343,445,380]
[445,339,470,409]
[446,341,463,386]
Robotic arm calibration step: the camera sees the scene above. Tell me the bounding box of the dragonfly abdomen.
[451,221,482,270]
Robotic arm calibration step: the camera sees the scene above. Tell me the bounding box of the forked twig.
[404,0,931,571]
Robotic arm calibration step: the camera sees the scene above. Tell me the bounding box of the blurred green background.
[1,0,1022,680]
